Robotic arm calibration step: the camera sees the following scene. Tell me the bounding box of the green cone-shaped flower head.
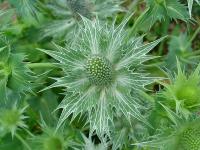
[39,17,164,137]
[0,105,27,137]
[135,104,200,150]
[32,129,65,150]
[162,61,200,113]
[43,136,63,150]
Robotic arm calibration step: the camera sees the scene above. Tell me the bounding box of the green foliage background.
[0,0,200,150]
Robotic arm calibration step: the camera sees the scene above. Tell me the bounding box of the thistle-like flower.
[30,121,79,150]
[41,0,124,39]
[39,17,164,137]
[160,61,200,116]
[0,35,34,102]
[135,104,200,150]
[31,128,66,150]
[0,105,28,137]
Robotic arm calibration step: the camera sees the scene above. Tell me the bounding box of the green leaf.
[132,0,189,32]
[187,0,200,18]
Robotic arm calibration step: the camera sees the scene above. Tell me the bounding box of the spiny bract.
[161,61,200,115]
[39,16,164,137]
[0,105,27,137]
[136,105,200,150]
[0,36,34,103]
[31,128,65,150]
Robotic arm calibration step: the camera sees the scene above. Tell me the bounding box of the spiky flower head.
[41,0,124,39]
[0,35,34,102]
[39,16,164,137]
[32,128,65,150]
[161,61,200,115]
[0,105,28,137]
[178,122,200,150]
[135,104,200,150]
[31,124,78,150]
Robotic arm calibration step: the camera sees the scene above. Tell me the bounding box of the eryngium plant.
[0,35,34,102]
[39,16,164,137]
[135,104,200,150]
[41,0,123,39]
[160,61,200,116]
[31,127,68,150]
[0,105,27,137]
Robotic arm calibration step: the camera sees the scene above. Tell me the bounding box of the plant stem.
[27,63,58,69]
[15,133,32,150]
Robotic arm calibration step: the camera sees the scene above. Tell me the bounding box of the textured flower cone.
[178,126,200,150]
[86,56,112,86]
[0,106,27,137]
[135,103,200,150]
[162,61,200,114]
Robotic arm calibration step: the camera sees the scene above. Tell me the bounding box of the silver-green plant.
[41,0,124,39]
[135,104,200,150]
[81,135,108,150]
[39,16,165,138]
